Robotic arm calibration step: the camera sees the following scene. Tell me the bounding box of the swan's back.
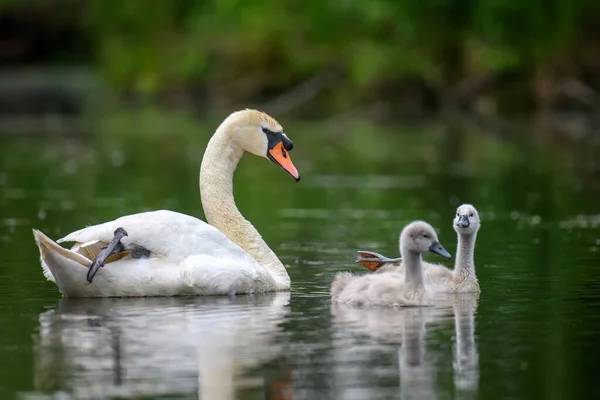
[34,210,270,297]
[59,210,255,263]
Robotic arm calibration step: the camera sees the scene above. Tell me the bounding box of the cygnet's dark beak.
[456,215,470,228]
[429,242,452,259]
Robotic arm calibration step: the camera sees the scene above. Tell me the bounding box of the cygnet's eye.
[423,234,430,239]
[456,213,459,217]
[469,213,474,218]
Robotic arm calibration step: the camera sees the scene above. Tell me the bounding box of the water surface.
[1,113,599,399]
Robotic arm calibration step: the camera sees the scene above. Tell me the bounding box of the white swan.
[356,204,481,293]
[331,221,452,307]
[32,109,300,297]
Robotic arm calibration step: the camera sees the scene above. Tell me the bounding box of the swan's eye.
[262,127,270,134]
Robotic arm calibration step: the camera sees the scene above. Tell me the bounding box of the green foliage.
[7,0,600,105]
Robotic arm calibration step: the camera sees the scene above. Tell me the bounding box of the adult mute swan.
[33,109,300,297]
[356,204,481,293]
[331,221,451,307]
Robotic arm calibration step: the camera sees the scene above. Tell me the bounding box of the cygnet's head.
[453,204,480,235]
[219,109,300,181]
[400,221,452,259]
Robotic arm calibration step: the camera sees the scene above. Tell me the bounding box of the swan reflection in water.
[331,294,479,400]
[33,293,292,400]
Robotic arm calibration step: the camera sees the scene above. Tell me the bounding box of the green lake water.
[0,111,599,399]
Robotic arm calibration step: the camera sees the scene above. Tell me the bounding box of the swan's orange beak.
[268,142,300,182]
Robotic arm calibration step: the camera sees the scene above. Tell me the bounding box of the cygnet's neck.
[400,244,425,288]
[199,128,290,290]
[455,231,477,278]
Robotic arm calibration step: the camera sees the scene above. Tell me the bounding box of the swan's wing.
[58,210,254,262]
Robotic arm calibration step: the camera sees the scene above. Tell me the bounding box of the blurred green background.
[3,0,600,118]
[2,2,600,399]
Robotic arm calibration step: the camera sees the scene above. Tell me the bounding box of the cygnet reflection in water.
[331,294,480,400]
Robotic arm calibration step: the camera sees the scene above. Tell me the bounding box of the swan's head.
[400,221,452,259]
[221,109,300,181]
[453,204,480,235]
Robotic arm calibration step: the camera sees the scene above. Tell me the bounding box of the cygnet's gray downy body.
[331,221,452,307]
[356,204,481,293]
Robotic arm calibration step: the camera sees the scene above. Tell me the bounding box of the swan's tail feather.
[39,258,55,283]
[330,272,356,301]
[34,230,92,267]
[33,229,94,297]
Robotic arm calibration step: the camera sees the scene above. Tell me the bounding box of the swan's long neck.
[455,232,477,278]
[401,245,425,288]
[199,129,291,290]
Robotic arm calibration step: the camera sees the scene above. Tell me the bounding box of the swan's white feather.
[34,225,275,297]
[58,210,254,263]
